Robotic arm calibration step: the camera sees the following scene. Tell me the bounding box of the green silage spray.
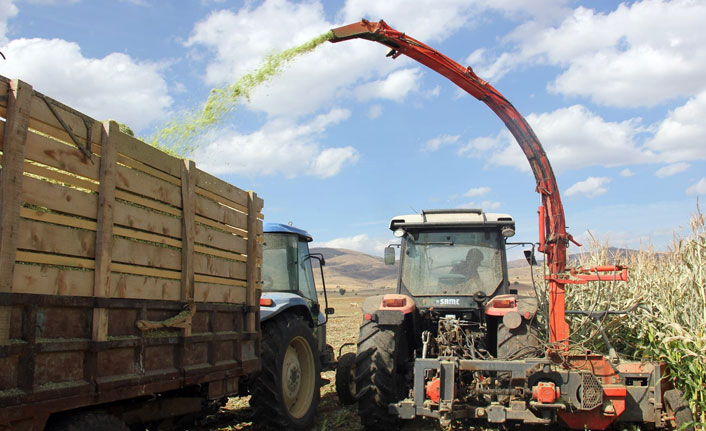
[151,31,335,156]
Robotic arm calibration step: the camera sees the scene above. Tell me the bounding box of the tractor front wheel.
[355,320,408,430]
[336,352,357,405]
[663,388,694,431]
[497,319,541,359]
[250,315,321,430]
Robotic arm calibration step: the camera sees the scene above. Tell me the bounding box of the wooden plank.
[183,203,195,332]
[194,283,247,304]
[113,226,181,248]
[194,194,248,231]
[194,223,247,255]
[115,163,182,207]
[193,168,249,210]
[0,80,32,344]
[196,186,248,214]
[113,200,182,239]
[110,262,181,280]
[93,121,118,342]
[194,274,247,288]
[23,128,99,180]
[181,160,196,304]
[194,245,247,262]
[12,264,94,297]
[22,175,97,220]
[115,189,182,217]
[23,160,99,192]
[15,250,95,269]
[20,207,97,231]
[245,191,259,333]
[17,218,96,258]
[195,214,246,236]
[109,273,181,301]
[111,237,181,271]
[117,154,181,186]
[193,254,247,280]
[113,130,182,179]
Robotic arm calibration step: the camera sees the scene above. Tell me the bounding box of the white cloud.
[367,104,383,119]
[423,134,460,152]
[460,105,651,173]
[193,108,358,178]
[475,0,706,107]
[185,1,409,119]
[565,176,611,198]
[464,186,491,197]
[315,233,390,257]
[341,0,481,43]
[686,178,706,195]
[647,89,706,163]
[0,0,18,45]
[0,38,172,131]
[354,68,422,102]
[459,201,501,210]
[655,162,690,178]
[620,168,635,177]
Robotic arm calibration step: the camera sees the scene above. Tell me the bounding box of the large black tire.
[355,320,408,430]
[497,320,541,360]
[663,389,694,431]
[250,315,321,430]
[336,352,357,405]
[47,412,129,431]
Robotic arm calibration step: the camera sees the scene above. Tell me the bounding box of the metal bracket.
[40,94,94,162]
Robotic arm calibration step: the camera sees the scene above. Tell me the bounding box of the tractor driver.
[451,248,483,290]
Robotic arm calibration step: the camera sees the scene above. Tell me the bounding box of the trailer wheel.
[250,315,321,430]
[664,389,694,431]
[47,412,129,431]
[336,352,357,405]
[356,320,408,430]
[497,320,541,359]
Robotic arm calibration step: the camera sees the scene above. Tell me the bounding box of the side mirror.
[384,246,395,265]
[524,249,538,266]
[325,307,335,315]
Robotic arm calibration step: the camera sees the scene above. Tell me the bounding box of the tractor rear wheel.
[497,320,541,359]
[355,320,408,430]
[663,389,693,431]
[250,315,321,430]
[336,352,357,405]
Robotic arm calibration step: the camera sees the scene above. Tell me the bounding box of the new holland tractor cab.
[248,222,336,430]
[355,209,540,429]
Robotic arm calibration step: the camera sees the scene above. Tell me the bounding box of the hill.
[310,247,397,292]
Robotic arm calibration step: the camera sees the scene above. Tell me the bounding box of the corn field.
[536,207,705,428]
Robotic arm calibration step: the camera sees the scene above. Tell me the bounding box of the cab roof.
[389,209,514,230]
[263,222,313,242]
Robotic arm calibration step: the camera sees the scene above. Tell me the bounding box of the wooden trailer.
[0,77,263,430]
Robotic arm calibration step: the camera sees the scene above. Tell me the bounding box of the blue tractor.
[249,223,354,429]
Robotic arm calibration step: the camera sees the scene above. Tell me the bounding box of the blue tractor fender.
[260,291,315,326]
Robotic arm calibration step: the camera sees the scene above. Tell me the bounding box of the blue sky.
[1,0,704,259]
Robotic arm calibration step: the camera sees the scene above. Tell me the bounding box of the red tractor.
[329,20,693,430]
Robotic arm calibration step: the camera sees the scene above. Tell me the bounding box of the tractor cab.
[260,223,332,355]
[385,209,516,311]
